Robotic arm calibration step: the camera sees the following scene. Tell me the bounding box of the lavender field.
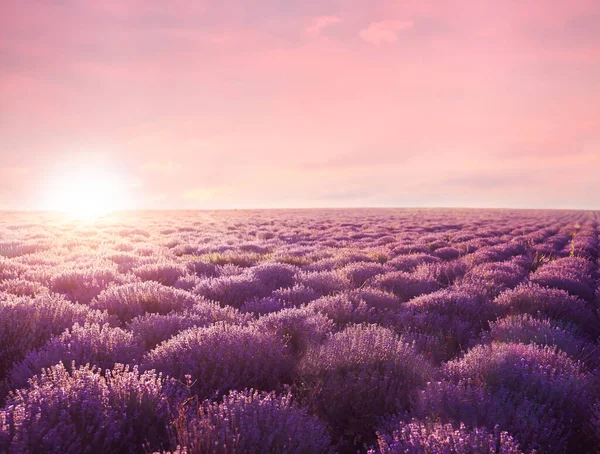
[1,208,599,453]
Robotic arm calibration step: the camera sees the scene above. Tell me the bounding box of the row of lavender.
[0,209,599,453]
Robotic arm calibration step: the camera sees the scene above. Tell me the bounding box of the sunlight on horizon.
[42,165,132,221]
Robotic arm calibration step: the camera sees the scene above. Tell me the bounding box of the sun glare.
[44,167,130,220]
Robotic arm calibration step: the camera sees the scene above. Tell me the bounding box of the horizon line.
[0,206,598,213]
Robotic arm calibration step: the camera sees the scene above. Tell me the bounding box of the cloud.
[360,20,413,45]
[306,16,342,37]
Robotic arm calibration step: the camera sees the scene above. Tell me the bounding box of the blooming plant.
[0,209,598,452]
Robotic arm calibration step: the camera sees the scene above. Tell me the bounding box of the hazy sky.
[1,0,599,210]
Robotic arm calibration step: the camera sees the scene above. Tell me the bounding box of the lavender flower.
[495,283,600,337]
[142,322,291,398]
[371,419,523,453]
[372,270,440,301]
[171,389,332,453]
[254,307,334,356]
[299,324,433,448]
[132,261,189,287]
[7,322,144,390]
[92,281,199,324]
[0,294,112,382]
[1,363,174,453]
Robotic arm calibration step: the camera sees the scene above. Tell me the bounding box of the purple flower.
[495,283,600,337]
[132,261,189,287]
[171,389,332,453]
[371,419,523,453]
[372,270,440,302]
[1,363,174,453]
[142,322,291,399]
[299,324,433,449]
[0,293,112,383]
[530,256,595,301]
[92,281,199,324]
[7,322,144,390]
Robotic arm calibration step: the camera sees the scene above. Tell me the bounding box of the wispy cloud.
[359,20,413,45]
[306,16,342,37]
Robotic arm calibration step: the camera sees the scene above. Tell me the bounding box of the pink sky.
[1,0,599,210]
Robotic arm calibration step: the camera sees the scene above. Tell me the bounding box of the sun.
[44,165,131,220]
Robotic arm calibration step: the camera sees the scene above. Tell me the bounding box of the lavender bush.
[530,256,596,301]
[397,289,499,362]
[0,363,173,453]
[132,262,189,287]
[91,281,199,324]
[370,419,523,454]
[437,342,595,451]
[495,283,600,337]
[372,270,440,301]
[128,301,250,350]
[7,322,145,390]
[142,322,291,398]
[254,307,334,356]
[306,293,390,328]
[1,209,599,452]
[193,274,269,308]
[170,389,332,453]
[298,324,433,449]
[0,293,112,383]
[459,261,527,297]
[487,314,599,366]
[49,266,122,304]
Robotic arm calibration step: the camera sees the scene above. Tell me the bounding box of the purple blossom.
[171,389,332,453]
[271,283,321,306]
[132,261,189,287]
[142,322,291,398]
[372,270,440,302]
[1,363,174,453]
[295,270,350,296]
[193,273,269,308]
[249,262,298,290]
[488,314,599,366]
[127,301,250,350]
[434,246,461,260]
[530,256,595,301]
[397,289,499,362]
[371,419,523,454]
[49,266,122,304]
[1,210,600,452]
[459,261,528,297]
[0,293,112,383]
[254,307,334,356]
[340,261,391,287]
[306,293,390,328]
[0,278,48,297]
[7,322,144,390]
[439,342,595,451]
[92,281,199,324]
[387,253,441,272]
[299,324,433,449]
[185,260,219,278]
[495,283,600,337]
